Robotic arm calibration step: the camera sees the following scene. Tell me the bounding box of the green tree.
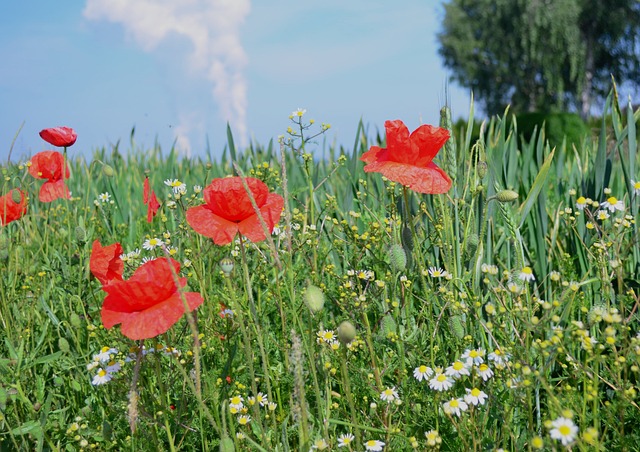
[438,0,640,117]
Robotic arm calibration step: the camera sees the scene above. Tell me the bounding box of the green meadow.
[1,91,640,451]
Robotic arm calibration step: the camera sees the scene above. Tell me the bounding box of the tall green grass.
[1,91,639,451]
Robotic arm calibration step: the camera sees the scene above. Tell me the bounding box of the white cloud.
[83,0,251,147]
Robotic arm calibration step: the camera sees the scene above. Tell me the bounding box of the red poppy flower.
[0,189,27,226]
[101,258,203,340]
[361,120,452,194]
[90,240,124,285]
[186,177,284,245]
[143,177,160,223]
[39,126,77,147]
[28,151,71,202]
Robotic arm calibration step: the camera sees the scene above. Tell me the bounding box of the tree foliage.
[438,0,640,116]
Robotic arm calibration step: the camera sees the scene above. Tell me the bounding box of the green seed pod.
[58,337,70,353]
[388,244,407,272]
[219,258,234,276]
[11,189,23,204]
[219,436,235,452]
[102,164,115,178]
[495,190,519,203]
[304,284,325,314]
[449,315,465,340]
[75,226,87,243]
[0,249,8,262]
[401,225,414,251]
[337,320,357,345]
[69,312,82,328]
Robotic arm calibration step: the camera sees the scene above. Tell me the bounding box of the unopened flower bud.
[58,337,70,353]
[11,189,23,204]
[449,315,465,339]
[477,161,488,179]
[388,244,407,272]
[304,284,325,313]
[75,226,87,243]
[495,190,519,203]
[102,164,115,178]
[337,320,356,345]
[401,225,414,251]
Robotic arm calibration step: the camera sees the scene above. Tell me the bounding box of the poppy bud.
[401,225,414,251]
[11,189,22,204]
[337,320,356,345]
[477,161,488,179]
[33,402,41,412]
[70,312,82,328]
[304,284,325,313]
[219,258,234,276]
[58,337,70,353]
[388,244,406,272]
[0,249,8,262]
[102,164,115,178]
[449,315,465,339]
[75,226,87,243]
[465,233,479,255]
[495,190,519,203]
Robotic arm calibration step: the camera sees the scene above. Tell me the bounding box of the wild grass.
[1,90,640,451]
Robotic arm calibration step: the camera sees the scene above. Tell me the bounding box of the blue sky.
[0,0,470,162]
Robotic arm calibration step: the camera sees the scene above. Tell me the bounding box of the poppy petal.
[102,292,203,340]
[39,127,77,147]
[360,145,386,164]
[363,160,452,194]
[0,189,27,226]
[385,120,416,164]
[102,258,183,312]
[410,124,450,167]
[39,180,71,202]
[28,151,70,181]
[237,192,285,242]
[90,240,124,285]
[185,205,240,245]
[204,177,268,222]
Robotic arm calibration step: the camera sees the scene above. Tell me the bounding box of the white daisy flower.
[105,360,121,374]
[380,387,399,403]
[229,395,244,411]
[443,397,468,417]
[632,180,640,196]
[427,267,450,278]
[364,439,385,451]
[488,349,510,368]
[461,348,485,366]
[310,438,329,450]
[424,430,441,446]
[464,387,488,406]
[142,237,163,250]
[93,346,118,363]
[237,415,251,426]
[291,108,307,118]
[549,416,578,446]
[600,196,624,212]
[91,369,112,386]
[413,365,434,382]
[255,392,268,407]
[575,196,587,210]
[164,179,187,195]
[597,210,610,220]
[476,363,494,381]
[519,266,535,282]
[429,373,454,391]
[97,192,111,203]
[445,361,471,379]
[337,433,355,448]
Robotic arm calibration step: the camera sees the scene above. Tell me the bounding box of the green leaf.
[10,420,42,436]
[517,147,555,229]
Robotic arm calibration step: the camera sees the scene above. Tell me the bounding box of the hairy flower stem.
[223,271,267,444]
[361,311,383,391]
[239,238,274,406]
[339,347,362,449]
